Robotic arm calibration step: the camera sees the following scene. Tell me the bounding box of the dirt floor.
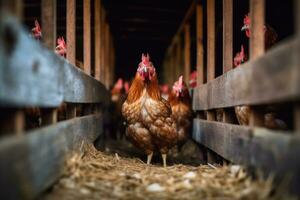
[43,139,295,200]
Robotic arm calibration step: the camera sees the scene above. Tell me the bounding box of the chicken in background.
[168,76,192,151]
[160,84,170,100]
[189,71,197,89]
[122,54,177,167]
[31,19,42,40]
[242,13,278,50]
[55,37,67,57]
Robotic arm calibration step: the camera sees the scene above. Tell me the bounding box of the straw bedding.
[44,142,294,200]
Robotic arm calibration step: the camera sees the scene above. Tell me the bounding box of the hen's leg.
[161,153,167,168]
[147,152,153,165]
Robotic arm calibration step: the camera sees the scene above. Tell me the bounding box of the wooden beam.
[295,104,300,133]
[94,0,101,81]
[184,24,191,83]
[66,0,76,66]
[223,0,233,73]
[83,0,91,75]
[249,0,265,59]
[196,3,204,85]
[192,39,300,110]
[100,8,106,84]
[104,22,110,88]
[0,18,109,107]
[193,119,300,195]
[167,1,196,54]
[41,108,57,126]
[0,114,103,199]
[175,38,182,79]
[66,104,77,119]
[41,0,56,50]
[207,0,215,81]
[2,0,23,20]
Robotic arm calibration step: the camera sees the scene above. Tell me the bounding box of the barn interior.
[0,0,300,199]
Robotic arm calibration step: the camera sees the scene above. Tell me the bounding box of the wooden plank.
[249,0,265,59]
[183,24,191,83]
[196,3,204,85]
[104,22,110,88]
[66,104,76,119]
[41,108,57,126]
[1,0,23,20]
[193,39,300,110]
[94,0,101,81]
[66,0,76,65]
[175,38,182,79]
[41,0,56,50]
[207,0,215,81]
[166,1,196,55]
[83,0,91,75]
[0,114,103,199]
[295,104,300,133]
[100,8,106,83]
[0,18,109,106]
[223,0,233,73]
[193,119,300,194]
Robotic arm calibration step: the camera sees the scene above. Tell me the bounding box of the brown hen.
[122,54,177,167]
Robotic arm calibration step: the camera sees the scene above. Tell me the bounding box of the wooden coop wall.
[162,0,300,194]
[0,0,114,199]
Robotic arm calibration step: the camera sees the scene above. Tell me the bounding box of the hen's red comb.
[57,37,66,48]
[141,53,150,64]
[178,75,183,86]
[243,14,250,26]
[34,20,41,31]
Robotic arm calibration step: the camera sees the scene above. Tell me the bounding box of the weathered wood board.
[0,114,103,199]
[193,38,300,110]
[0,16,109,107]
[193,119,300,194]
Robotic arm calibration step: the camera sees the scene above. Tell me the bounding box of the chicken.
[31,19,42,40]
[233,45,247,68]
[168,76,192,150]
[160,84,169,100]
[122,54,177,167]
[189,71,197,89]
[55,37,67,57]
[241,13,278,50]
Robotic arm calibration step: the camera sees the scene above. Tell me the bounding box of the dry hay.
[44,143,294,200]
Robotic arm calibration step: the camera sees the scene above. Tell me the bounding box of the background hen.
[168,76,192,151]
[122,54,177,167]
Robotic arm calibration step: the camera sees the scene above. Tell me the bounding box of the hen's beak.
[241,25,248,31]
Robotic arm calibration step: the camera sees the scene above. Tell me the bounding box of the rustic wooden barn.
[0,0,299,199]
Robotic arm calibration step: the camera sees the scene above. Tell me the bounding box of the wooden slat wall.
[222,0,233,73]
[184,24,191,83]
[41,0,56,50]
[83,0,91,75]
[196,3,204,85]
[207,0,215,81]
[66,0,76,66]
[94,0,101,81]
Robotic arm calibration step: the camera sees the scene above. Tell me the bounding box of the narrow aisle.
[43,141,289,200]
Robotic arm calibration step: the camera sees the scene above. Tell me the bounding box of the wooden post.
[196,3,204,85]
[94,0,101,81]
[249,0,265,59]
[184,24,191,83]
[223,0,233,73]
[104,22,110,88]
[66,0,76,66]
[175,38,182,79]
[249,0,265,127]
[42,0,56,50]
[3,0,23,20]
[295,104,300,133]
[100,8,106,83]
[42,109,57,126]
[66,104,76,119]
[13,110,24,135]
[83,0,91,75]
[170,47,176,83]
[207,0,215,81]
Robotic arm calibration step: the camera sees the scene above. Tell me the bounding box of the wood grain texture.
[207,0,215,81]
[66,0,76,65]
[0,18,109,106]
[223,0,233,73]
[193,118,300,194]
[83,0,91,75]
[250,0,265,59]
[94,0,101,81]
[41,0,56,50]
[196,3,204,85]
[0,114,103,200]
[193,38,300,110]
[184,24,191,83]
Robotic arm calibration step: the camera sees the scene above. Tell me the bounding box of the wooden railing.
[0,0,114,199]
[163,0,300,194]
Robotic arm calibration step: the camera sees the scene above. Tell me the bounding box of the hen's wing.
[235,106,251,125]
[122,99,142,124]
[126,122,155,155]
[143,98,177,153]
